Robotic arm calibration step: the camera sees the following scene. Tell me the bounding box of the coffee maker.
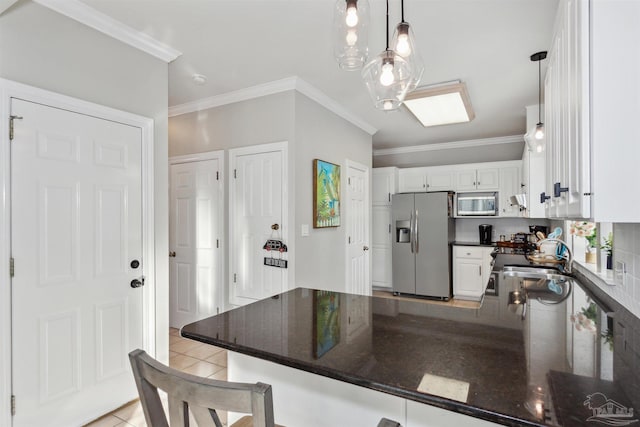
[479,224,492,245]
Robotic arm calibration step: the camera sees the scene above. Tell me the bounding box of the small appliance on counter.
[479,224,492,245]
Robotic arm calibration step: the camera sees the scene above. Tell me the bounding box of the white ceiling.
[79,0,559,151]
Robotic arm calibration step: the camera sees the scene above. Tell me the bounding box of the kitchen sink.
[502,265,565,279]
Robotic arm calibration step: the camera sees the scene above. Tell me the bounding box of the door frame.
[344,159,371,295]
[228,141,289,307]
[0,78,156,426]
[168,150,225,319]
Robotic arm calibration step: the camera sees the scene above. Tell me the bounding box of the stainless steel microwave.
[456,192,498,216]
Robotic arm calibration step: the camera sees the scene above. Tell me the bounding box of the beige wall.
[293,92,372,291]
[0,1,170,360]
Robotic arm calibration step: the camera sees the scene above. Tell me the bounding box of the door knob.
[169,251,176,257]
[130,278,144,288]
[363,246,369,251]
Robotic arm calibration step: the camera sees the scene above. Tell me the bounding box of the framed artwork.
[312,290,341,358]
[313,159,340,228]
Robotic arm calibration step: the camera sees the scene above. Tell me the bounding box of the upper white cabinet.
[522,106,547,219]
[398,167,427,193]
[372,167,398,205]
[499,164,522,217]
[456,167,499,192]
[543,0,591,219]
[426,167,455,192]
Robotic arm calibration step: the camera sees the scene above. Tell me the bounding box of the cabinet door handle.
[388,193,391,202]
[553,182,569,197]
[479,266,482,276]
[540,192,551,203]
[388,223,391,233]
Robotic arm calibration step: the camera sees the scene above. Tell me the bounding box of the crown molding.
[33,0,182,63]
[373,135,524,156]
[168,77,377,136]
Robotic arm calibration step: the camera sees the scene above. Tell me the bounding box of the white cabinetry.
[498,163,522,217]
[398,168,427,192]
[426,167,455,192]
[453,246,493,301]
[543,0,590,218]
[521,106,547,219]
[456,167,499,192]
[372,168,397,289]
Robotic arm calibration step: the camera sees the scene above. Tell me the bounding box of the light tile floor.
[84,328,228,427]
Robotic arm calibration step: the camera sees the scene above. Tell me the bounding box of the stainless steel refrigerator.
[392,192,455,299]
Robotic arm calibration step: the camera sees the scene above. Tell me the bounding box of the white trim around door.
[0,78,155,427]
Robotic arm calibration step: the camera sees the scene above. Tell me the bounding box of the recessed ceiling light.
[192,74,207,85]
[403,80,475,127]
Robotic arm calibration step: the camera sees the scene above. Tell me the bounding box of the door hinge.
[9,115,23,141]
[216,171,219,181]
[233,273,237,283]
[11,395,15,416]
[9,258,14,277]
[233,169,237,179]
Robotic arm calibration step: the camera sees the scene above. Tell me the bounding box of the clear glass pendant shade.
[361,50,413,111]
[391,21,424,91]
[332,0,370,71]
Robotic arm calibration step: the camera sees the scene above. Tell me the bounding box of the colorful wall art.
[313,159,340,228]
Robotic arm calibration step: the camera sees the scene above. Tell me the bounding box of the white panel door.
[346,161,370,296]
[169,158,222,327]
[10,99,143,427]
[230,144,287,306]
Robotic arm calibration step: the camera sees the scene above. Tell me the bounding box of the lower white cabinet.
[453,246,493,301]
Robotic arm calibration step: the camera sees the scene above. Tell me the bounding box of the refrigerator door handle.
[414,209,419,254]
[409,211,414,253]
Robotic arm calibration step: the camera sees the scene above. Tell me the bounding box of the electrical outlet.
[615,261,627,286]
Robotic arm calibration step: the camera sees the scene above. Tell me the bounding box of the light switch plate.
[615,261,627,286]
[301,224,309,237]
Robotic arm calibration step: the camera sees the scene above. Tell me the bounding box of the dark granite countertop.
[453,241,497,247]
[182,274,640,427]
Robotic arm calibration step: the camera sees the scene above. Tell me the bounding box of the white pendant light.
[332,0,370,71]
[361,0,413,111]
[390,0,424,91]
[525,51,547,152]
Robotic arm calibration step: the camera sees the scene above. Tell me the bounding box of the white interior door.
[169,156,223,327]
[346,160,370,295]
[229,143,287,307]
[10,98,144,427]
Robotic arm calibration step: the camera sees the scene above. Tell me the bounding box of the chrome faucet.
[537,238,573,274]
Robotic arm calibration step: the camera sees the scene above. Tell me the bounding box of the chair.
[129,349,276,427]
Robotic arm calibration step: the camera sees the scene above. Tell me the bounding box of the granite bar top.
[182,276,640,427]
[453,241,497,247]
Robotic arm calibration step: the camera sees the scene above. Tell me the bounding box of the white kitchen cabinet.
[372,167,398,205]
[372,206,393,289]
[398,167,427,193]
[521,107,547,219]
[372,168,397,289]
[427,168,455,192]
[456,167,499,192]
[544,0,591,219]
[453,246,493,301]
[498,164,522,217]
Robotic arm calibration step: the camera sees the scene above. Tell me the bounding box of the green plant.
[601,232,613,255]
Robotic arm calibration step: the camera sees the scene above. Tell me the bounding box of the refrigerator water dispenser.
[396,221,410,243]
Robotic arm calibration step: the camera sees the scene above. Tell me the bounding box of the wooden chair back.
[129,349,275,427]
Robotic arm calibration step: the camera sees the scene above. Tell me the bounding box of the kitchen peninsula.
[181,279,639,427]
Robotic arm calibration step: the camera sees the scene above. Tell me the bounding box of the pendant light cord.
[385,0,390,50]
[538,59,542,123]
[401,0,405,23]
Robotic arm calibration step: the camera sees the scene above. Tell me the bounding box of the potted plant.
[569,221,597,263]
[601,232,613,270]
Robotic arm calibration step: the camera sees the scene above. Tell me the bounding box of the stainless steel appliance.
[479,224,492,244]
[392,192,455,299]
[456,192,498,216]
